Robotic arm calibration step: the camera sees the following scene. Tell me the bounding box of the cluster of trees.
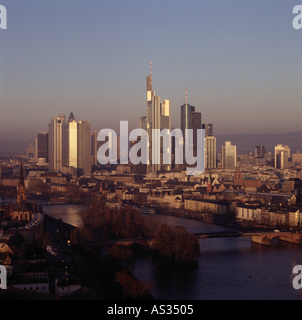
[72,199,152,243]
[155,223,200,268]
[70,200,201,298]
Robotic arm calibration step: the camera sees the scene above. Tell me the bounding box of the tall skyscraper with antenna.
[145,62,171,173]
[180,89,201,157]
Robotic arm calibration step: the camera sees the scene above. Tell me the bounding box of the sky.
[0,0,301,145]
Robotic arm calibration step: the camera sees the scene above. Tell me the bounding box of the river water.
[134,214,302,300]
[7,198,302,300]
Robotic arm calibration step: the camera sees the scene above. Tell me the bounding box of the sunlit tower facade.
[48,114,67,171]
[275,144,290,169]
[68,113,91,176]
[222,141,237,169]
[146,62,171,173]
[205,136,217,169]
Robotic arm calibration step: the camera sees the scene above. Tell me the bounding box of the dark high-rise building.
[91,130,98,167]
[37,132,48,163]
[255,144,266,158]
[180,104,195,136]
[192,111,201,156]
[204,123,213,137]
[180,89,201,158]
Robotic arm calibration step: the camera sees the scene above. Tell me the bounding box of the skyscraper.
[146,62,171,173]
[140,116,147,132]
[192,111,201,156]
[180,89,198,135]
[68,113,91,176]
[255,144,266,158]
[160,99,171,171]
[204,123,214,137]
[49,113,91,175]
[205,136,217,169]
[48,114,67,171]
[275,144,290,169]
[69,120,78,169]
[180,89,201,158]
[77,120,91,176]
[222,141,237,169]
[36,132,48,163]
[91,130,98,167]
[181,103,195,136]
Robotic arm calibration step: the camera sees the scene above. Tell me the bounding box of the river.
[40,202,302,300]
[5,198,302,300]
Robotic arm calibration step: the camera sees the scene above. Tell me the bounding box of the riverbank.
[152,207,280,233]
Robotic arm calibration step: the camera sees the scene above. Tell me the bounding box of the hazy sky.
[0,0,301,143]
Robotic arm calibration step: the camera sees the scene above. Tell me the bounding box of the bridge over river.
[195,231,302,245]
[102,231,302,246]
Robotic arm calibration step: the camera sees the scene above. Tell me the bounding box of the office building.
[275,144,290,169]
[222,141,237,169]
[26,142,35,159]
[204,123,213,137]
[255,144,266,158]
[91,130,98,166]
[146,63,171,173]
[69,120,78,169]
[181,103,195,136]
[140,116,147,132]
[292,151,302,163]
[36,132,48,163]
[180,89,201,158]
[205,136,217,169]
[68,114,91,176]
[48,112,91,175]
[48,114,68,171]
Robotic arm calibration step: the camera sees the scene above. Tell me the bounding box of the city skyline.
[0,0,302,145]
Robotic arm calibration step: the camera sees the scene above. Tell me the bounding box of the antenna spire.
[186,88,187,105]
[150,60,152,87]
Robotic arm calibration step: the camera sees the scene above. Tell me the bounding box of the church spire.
[17,162,26,204]
[18,162,24,187]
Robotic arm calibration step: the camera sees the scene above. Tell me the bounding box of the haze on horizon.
[0,0,301,145]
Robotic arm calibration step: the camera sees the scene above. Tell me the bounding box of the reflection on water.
[42,204,87,227]
[133,214,302,300]
[3,198,87,228]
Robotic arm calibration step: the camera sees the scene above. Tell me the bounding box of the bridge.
[195,231,302,246]
[102,231,302,247]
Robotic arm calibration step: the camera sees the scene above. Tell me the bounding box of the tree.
[79,200,150,242]
[174,227,199,264]
[155,223,200,267]
[155,223,175,259]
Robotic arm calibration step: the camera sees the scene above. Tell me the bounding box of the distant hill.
[0,140,28,156]
[215,131,302,155]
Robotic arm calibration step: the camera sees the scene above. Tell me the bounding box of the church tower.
[233,165,243,186]
[207,173,212,194]
[17,162,26,204]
